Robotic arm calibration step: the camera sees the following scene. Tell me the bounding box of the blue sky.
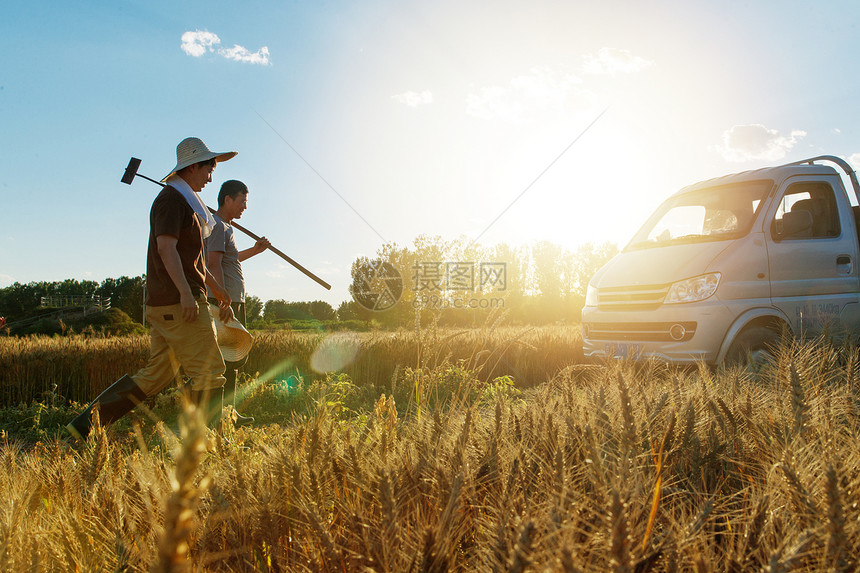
[3,0,860,306]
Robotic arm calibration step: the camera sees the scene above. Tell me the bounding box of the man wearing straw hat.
[206,180,270,426]
[66,137,237,440]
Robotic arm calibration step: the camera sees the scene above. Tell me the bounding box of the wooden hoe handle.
[207,207,331,290]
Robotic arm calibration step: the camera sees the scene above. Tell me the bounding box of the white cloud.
[848,153,860,167]
[181,30,221,57]
[466,67,594,122]
[181,30,271,65]
[0,274,13,288]
[717,124,807,162]
[264,262,290,279]
[391,90,434,107]
[219,45,271,65]
[467,86,519,121]
[582,48,653,76]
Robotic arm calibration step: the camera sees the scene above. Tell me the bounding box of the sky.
[3,0,860,307]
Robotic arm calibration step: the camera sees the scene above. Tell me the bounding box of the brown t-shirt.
[145,186,207,306]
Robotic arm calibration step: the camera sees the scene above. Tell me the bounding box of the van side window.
[771,183,840,240]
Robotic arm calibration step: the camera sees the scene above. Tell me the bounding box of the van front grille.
[597,284,669,311]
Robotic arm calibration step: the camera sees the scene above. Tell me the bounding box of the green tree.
[309,300,336,321]
[0,279,105,320]
[488,243,525,324]
[533,241,563,299]
[349,252,407,325]
[337,300,364,321]
[97,275,145,323]
[54,278,98,296]
[570,242,618,298]
[245,295,263,323]
[263,299,291,321]
[0,282,41,318]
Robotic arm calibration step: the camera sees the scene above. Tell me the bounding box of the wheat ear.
[824,464,848,572]
[609,489,631,573]
[151,404,209,573]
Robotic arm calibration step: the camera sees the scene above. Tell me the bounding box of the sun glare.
[478,116,669,254]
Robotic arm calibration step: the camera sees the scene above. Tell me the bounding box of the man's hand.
[207,278,233,320]
[238,237,272,262]
[219,305,235,323]
[180,291,199,322]
[254,237,271,255]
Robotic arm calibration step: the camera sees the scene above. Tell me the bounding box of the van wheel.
[724,327,780,369]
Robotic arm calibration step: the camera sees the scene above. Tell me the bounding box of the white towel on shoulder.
[164,174,216,238]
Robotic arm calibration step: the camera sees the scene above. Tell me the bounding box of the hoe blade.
[121,157,142,185]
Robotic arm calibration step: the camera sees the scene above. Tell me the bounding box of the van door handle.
[837,255,851,265]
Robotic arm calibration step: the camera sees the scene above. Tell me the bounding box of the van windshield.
[627,180,772,250]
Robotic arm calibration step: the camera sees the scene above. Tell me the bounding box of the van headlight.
[665,273,721,304]
[585,285,598,307]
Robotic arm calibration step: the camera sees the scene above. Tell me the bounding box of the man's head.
[218,180,249,220]
[177,158,217,193]
[162,137,237,191]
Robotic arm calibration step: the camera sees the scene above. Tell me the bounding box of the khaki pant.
[132,300,226,396]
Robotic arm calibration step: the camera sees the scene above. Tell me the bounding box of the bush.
[65,308,146,336]
[9,308,145,337]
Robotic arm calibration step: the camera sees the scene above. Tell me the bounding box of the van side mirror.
[774,210,813,240]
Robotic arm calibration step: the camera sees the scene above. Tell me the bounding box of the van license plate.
[605,343,642,359]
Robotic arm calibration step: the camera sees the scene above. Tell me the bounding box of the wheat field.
[0,328,858,571]
[0,325,583,406]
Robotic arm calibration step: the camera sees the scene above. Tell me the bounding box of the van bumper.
[581,302,739,365]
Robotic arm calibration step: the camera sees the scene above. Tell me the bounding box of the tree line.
[338,235,617,328]
[0,237,617,330]
[0,277,146,325]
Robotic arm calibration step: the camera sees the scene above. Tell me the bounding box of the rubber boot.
[65,375,147,441]
[187,386,224,429]
[223,367,254,427]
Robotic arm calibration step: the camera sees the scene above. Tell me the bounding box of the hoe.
[122,157,331,290]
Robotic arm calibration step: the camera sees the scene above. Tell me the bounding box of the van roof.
[680,161,839,194]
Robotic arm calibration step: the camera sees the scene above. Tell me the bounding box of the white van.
[581,156,860,365]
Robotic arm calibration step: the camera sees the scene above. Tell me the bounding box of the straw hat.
[209,303,253,362]
[162,137,238,182]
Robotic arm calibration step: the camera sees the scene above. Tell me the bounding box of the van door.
[766,176,860,337]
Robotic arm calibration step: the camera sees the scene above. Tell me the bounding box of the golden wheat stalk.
[642,412,675,552]
[788,363,808,439]
[151,404,209,573]
[824,464,848,572]
[506,520,535,573]
[609,488,631,573]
